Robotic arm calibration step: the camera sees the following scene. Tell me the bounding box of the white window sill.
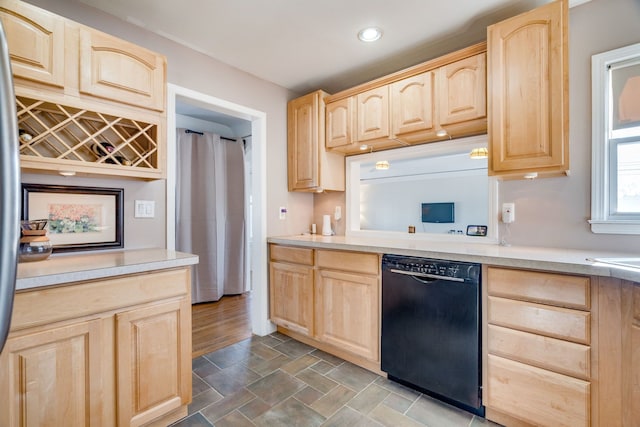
[589,220,640,235]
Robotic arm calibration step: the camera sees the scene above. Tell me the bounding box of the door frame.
[166,83,274,336]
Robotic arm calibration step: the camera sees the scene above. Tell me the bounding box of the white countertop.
[16,248,199,291]
[267,234,640,282]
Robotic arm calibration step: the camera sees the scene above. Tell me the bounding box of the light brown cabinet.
[487,0,569,178]
[0,318,106,426]
[0,267,193,427]
[437,53,486,132]
[322,46,487,155]
[591,277,640,427]
[269,245,381,372]
[0,0,167,180]
[390,71,436,143]
[325,96,354,149]
[484,266,591,427]
[269,245,314,335]
[0,0,65,88]
[287,90,345,192]
[315,250,380,362]
[356,86,390,144]
[79,27,166,112]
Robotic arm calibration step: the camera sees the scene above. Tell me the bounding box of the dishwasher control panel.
[382,254,480,283]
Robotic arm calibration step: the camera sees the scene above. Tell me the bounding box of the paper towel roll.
[322,215,332,236]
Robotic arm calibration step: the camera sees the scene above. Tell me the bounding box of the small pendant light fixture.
[469,147,489,159]
[375,160,390,170]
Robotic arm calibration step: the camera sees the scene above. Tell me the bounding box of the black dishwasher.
[381,254,483,416]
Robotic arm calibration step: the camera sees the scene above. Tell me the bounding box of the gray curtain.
[176,129,247,303]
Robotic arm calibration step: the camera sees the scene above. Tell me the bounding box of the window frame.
[590,42,640,234]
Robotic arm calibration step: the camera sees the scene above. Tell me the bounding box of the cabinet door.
[79,27,166,111]
[487,0,568,176]
[391,72,435,137]
[116,298,191,427]
[288,91,321,191]
[315,269,379,361]
[437,53,486,126]
[326,97,354,149]
[269,261,314,335]
[0,319,105,427]
[0,0,65,87]
[356,86,389,142]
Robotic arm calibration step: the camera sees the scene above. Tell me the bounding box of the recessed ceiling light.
[358,27,382,42]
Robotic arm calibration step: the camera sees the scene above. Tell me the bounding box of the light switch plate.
[135,200,155,218]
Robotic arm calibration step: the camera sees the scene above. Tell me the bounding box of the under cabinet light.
[58,170,76,176]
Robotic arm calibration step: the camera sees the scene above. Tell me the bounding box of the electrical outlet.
[279,206,287,220]
[334,206,342,221]
[502,203,515,224]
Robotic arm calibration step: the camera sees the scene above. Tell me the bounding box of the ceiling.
[74,0,586,95]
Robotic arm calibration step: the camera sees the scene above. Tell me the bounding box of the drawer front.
[12,268,190,331]
[486,354,590,427]
[488,324,590,379]
[488,296,590,344]
[270,244,314,265]
[487,267,590,310]
[316,250,379,275]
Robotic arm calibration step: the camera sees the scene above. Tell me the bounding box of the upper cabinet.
[391,71,435,142]
[326,97,354,150]
[0,0,167,180]
[437,53,486,129]
[288,90,345,192]
[0,0,65,87]
[356,86,390,143]
[79,27,166,112]
[487,0,568,178]
[323,45,487,155]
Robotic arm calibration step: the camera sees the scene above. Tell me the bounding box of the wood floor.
[191,293,252,358]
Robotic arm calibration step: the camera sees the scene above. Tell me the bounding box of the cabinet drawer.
[270,245,314,265]
[12,268,190,331]
[487,267,590,310]
[487,354,590,427]
[488,296,590,344]
[316,250,379,275]
[488,324,590,379]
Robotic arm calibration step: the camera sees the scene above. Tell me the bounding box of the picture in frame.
[22,184,124,252]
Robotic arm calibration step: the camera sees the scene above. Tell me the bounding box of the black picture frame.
[22,184,124,253]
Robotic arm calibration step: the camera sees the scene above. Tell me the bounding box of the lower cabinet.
[116,298,192,427]
[0,267,192,427]
[484,266,591,427]
[269,245,314,335]
[0,319,106,426]
[315,252,379,361]
[269,245,381,370]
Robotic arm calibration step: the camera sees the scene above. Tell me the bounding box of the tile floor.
[171,332,500,427]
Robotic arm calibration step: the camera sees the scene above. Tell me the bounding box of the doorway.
[166,84,273,342]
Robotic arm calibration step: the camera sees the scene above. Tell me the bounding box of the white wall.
[23,0,313,246]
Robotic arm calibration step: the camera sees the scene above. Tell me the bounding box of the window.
[591,42,640,234]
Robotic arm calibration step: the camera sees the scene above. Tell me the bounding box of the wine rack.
[16,95,163,179]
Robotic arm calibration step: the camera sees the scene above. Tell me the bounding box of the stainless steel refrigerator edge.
[0,20,21,354]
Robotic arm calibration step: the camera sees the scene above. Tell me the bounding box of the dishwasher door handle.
[387,268,465,283]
